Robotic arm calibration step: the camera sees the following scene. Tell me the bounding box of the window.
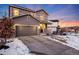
[40,16,44,20]
[13,8,19,17]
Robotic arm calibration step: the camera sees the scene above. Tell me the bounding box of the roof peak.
[9,5,35,12]
[9,5,48,14]
[36,9,48,15]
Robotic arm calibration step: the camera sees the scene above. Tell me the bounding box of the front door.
[39,24,46,33]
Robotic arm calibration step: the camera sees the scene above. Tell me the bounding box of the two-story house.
[8,5,48,36]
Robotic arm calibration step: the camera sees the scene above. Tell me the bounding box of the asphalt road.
[18,35,79,55]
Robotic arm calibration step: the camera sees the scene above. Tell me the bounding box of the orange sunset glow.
[59,20,79,28]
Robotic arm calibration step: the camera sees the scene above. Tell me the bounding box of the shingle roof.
[9,5,48,14]
[49,20,59,22]
[12,14,40,22]
[36,9,48,15]
[12,14,50,24]
[9,5,35,12]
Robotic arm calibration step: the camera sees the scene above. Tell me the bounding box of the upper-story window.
[36,10,48,21]
[13,8,19,17]
[26,11,30,14]
[40,15,44,20]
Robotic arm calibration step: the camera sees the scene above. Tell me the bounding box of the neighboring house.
[47,20,59,34]
[8,5,49,36]
[61,26,79,33]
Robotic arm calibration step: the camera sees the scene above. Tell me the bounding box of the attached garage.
[13,14,40,37]
[16,26,38,36]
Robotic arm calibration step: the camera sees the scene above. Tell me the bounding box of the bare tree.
[0,17,15,49]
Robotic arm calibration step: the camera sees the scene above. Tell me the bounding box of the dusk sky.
[0,4,79,27]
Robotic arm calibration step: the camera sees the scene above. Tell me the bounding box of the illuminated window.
[40,16,44,20]
[13,8,19,17]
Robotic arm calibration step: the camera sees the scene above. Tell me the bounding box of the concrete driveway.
[18,35,79,55]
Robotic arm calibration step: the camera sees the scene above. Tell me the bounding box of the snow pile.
[44,36,67,45]
[66,35,79,50]
[45,34,79,50]
[67,32,79,36]
[0,38,30,55]
[53,35,68,43]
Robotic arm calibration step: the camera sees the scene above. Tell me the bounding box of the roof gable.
[9,5,35,12]
[36,9,48,15]
[12,14,40,22]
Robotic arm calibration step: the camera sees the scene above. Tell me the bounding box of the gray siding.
[9,6,31,17]
[19,9,27,16]
[36,11,48,21]
[13,15,40,36]
[9,6,48,22]
[13,15,40,25]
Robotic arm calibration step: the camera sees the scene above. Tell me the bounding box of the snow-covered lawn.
[0,38,30,55]
[45,33,79,50]
[66,35,79,50]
